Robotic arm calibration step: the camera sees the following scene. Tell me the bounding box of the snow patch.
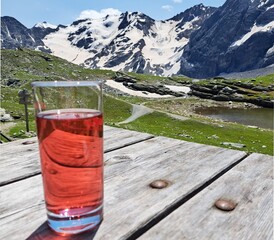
[266,44,274,56]
[43,26,91,64]
[28,33,35,43]
[34,22,57,29]
[164,85,191,94]
[258,0,270,8]
[180,16,200,31]
[141,20,188,75]
[266,4,274,11]
[231,21,274,47]
[5,26,11,38]
[105,80,173,98]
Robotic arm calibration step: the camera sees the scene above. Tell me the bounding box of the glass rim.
[31,80,104,87]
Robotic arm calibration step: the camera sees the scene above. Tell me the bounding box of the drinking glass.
[32,80,103,235]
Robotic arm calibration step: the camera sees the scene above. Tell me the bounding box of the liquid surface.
[36,109,103,216]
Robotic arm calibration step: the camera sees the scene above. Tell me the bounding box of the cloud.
[162,5,173,12]
[77,8,121,20]
[172,0,182,3]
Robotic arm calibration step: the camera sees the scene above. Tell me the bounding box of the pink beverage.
[36,109,103,235]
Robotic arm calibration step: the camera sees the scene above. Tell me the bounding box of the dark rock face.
[112,72,185,97]
[1,17,54,53]
[189,80,274,108]
[119,12,155,36]
[30,22,57,40]
[170,4,217,40]
[1,16,43,49]
[179,0,274,78]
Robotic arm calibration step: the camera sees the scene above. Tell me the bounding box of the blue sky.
[1,0,226,28]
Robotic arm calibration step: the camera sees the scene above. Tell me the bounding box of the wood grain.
[142,153,273,240]
[0,126,153,186]
[0,135,247,239]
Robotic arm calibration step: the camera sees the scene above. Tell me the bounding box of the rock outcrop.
[189,81,274,108]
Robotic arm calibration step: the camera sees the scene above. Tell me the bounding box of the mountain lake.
[194,107,274,130]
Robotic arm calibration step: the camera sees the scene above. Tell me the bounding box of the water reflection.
[195,107,274,130]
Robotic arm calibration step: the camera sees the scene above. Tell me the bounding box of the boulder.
[114,76,137,83]
[212,94,230,101]
[268,85,274,91]
[191,84,217,94]
[0,108,13,122]
[251,86,269,92]
[7,79,20,86]
[220,86,235,94]
[234,82,254,89]
[230,94,245,102]
[247,98,274,108]
[190,90,213,99]
[222,142,246,149]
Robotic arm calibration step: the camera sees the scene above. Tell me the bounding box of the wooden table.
[0,126,273,240]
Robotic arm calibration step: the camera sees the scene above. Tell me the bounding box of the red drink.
[36,109,103,234]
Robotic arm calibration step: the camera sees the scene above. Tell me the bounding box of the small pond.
[195,107,273,130]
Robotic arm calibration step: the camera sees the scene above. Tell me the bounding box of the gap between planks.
[104,135,154,153]
[125,153,250,240]
[0,135,154,188]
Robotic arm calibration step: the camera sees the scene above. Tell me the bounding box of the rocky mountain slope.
[1,0,274,78]
[0,4,216,76]
[1,17,57,52]
[180,0,274,78]
[43,4,216,76]
[1,16,44,50]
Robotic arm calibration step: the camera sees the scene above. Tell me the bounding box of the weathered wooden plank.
[103,126,154,153]
[0,136,247,239]
[0,126,153,186]
[142,153,273,240]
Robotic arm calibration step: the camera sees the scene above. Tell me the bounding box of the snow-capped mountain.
[180,0,274,78]
[1,16,45,50]
[31,21,60,41]
[1,0,274,78]
[43,4,215,76]
[34,22,57,29]
[0,16,58,52]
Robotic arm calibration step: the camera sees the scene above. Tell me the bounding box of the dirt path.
[118,104,189,125]
[118,104,154,124]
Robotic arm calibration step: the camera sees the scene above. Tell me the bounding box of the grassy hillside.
[1,48,190,86]
[1,48,115,85]
[1,49,273,155]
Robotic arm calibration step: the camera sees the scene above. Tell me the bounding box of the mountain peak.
[118,11,155,31]
[2,1,273,78]
[1,16,47,51]
[34,21,57,29]
[169,4,217,22]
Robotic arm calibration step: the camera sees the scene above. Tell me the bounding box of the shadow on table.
[26,221,101,240]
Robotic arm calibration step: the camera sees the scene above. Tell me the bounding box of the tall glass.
[32,80,103,236]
